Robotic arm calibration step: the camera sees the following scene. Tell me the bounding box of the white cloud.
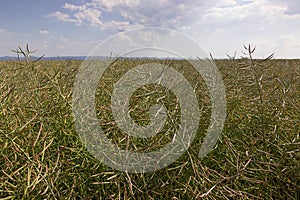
[102,20,142,30]
[217,0,237,7]
[56,44,65,49]
[268,0,300,15]
[47,11,77,23]
[0,28,9,35]
[43,0,299,58]
[89,0,141,12]
[39,30,50,35]
[47,1,218,31]
[73,7,102,26]
[202,0,287,23]
[64,3,86,11]
[202,0,300,26]
[47,6,104,27]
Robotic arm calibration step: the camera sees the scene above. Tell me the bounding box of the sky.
[0,0,299,58]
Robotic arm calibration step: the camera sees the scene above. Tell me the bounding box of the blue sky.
[0,0,299,58]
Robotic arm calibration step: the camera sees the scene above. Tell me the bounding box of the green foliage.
[0,53,299,199]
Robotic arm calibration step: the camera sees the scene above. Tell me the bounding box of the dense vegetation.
[0,54,299,199]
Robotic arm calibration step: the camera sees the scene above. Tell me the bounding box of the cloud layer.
[47,0,300,32]
[47,0,221,31]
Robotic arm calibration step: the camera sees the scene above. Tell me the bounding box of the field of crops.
[0,55,299,199]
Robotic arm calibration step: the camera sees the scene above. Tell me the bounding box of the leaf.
[33,54,45,63]
[250,46,256,53]
[11,49,21,53]
[263,53,274,61]
[18,46,27,58]
[26,44,30,54]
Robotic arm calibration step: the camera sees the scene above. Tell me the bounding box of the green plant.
[0,47,299,199]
